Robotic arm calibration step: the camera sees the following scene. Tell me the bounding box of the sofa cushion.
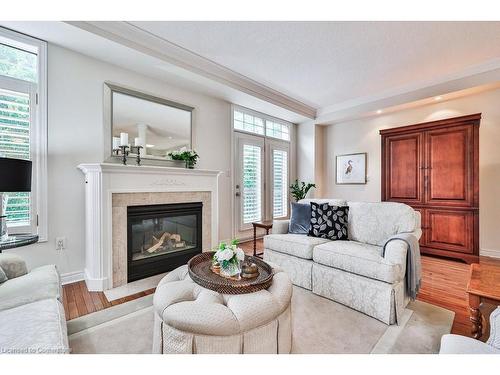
[264,233,330,259]
[0,298,69,354]
[312,241,404,283]
[308,202,348,240]
[288,202,311,234]
[347,201,418,246]
[0,264,61,312]
[0,253,28,279]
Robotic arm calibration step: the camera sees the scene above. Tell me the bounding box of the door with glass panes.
[233,108,291,238]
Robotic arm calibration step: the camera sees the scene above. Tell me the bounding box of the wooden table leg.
[253,225,257,257]
[469,294,483,339]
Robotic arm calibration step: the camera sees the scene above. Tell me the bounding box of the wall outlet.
[55,237,66,251]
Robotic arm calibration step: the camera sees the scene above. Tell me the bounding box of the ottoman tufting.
[152,264,293,354]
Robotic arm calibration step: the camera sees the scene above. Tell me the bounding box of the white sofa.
[440,307,500,354]
[0,253,69,354]
[264,199,421,325]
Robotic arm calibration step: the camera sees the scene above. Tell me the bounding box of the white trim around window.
[0,27,48,241]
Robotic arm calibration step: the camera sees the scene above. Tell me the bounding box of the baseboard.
[61,270,85,285]
[480,248,500,259]
[84,268,108,292]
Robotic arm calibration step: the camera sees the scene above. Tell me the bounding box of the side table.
[467,263,500,340]
[0,234,39,252]
[251,221,273,257]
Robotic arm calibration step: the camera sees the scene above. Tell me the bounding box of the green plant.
[289,180,316,201]
[168,148,199,168]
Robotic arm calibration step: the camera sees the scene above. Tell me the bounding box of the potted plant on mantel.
[168,147,199,169]
[290,179,316,201]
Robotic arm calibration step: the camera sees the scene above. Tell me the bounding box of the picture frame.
[335,152,367,184]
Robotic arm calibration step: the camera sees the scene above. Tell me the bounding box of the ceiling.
[2,21,500,124]
[131,21,500,109]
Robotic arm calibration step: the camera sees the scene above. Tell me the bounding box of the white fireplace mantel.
[78,163,222,291]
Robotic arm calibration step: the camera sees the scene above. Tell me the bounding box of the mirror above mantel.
[103,82,194,164]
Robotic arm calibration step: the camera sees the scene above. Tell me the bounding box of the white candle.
[134,137,140,147]
[112,137,120,150]
[120,132,129,146]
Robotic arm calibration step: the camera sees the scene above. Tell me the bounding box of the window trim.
[0,27,48,242]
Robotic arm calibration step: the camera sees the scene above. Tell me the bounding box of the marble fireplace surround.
[112,191,211,288]
[78,163,221,291]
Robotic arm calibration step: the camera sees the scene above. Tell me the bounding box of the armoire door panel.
[384,133,423,203]
[426,209,474,254]
[425,125,473,206]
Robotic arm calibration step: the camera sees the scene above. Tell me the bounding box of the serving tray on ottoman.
[188,252,274,294]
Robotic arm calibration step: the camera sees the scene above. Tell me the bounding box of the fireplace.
[127,202,202,282]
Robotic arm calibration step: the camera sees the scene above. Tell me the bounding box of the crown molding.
[314,64,500,125]
[65,21,316,119]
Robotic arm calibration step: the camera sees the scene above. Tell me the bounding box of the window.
[233,106,293,235]
[266,120,290,141]
[242,144,262,224]
[272,149,288,218]
[0,28,47,240]
[233,110,265,135]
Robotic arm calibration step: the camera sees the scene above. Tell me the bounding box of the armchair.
[440,307,500,354]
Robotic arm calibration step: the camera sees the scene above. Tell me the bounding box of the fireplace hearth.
[127,202,202,282]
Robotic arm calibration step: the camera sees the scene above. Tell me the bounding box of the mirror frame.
[103,82,194,164]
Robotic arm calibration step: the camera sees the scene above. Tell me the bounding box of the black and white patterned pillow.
[308,202,349,240]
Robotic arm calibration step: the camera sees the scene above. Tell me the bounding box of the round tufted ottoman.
[152,264,293,354]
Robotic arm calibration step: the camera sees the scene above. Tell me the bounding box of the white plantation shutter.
[242,144,262,224]
[0,86,32,227]
[272,149,288,218]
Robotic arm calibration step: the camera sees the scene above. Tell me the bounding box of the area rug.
[67,286,454,354]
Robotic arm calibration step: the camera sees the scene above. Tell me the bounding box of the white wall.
[321,88,500,256]
[7,44,233,278]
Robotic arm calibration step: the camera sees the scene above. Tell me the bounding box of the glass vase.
[220,259,241,278]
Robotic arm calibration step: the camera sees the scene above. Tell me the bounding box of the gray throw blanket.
[382,233,422,300]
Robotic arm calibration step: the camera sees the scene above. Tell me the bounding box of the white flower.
[216,248,234,262]
[180,146,187,152]
[235,247,245,261]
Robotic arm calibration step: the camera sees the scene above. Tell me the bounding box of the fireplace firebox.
[127,202,202,282]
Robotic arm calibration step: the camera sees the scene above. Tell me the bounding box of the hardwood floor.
[62,238,500,340]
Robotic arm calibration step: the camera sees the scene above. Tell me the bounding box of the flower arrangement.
[212,239,245,278]
[168,147,199,169]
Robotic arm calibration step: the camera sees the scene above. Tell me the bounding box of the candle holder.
[119,145,129,165]
[131,145,143,166]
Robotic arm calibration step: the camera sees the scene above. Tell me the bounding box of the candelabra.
[118,145,129,165]
[131,145,143,166]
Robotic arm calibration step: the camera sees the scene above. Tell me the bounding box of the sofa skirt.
[264,249,407,325]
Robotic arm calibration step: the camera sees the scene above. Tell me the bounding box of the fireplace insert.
[127,202,202,282]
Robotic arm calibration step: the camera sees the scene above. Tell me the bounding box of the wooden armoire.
[380,113,480,263]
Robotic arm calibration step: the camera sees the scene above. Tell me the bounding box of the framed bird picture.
[335,152,367,184]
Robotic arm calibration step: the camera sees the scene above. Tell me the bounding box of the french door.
[234,132,290,236]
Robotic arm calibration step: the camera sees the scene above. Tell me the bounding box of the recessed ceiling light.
[168,136,173,139]
[376,110,383,114]
[146,144,155,148]
[434,96,442,101]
